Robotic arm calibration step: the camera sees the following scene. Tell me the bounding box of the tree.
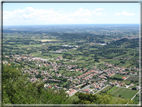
[2,64,69,104]
[74,92,133,104]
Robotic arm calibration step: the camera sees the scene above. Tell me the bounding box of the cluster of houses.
[4,54,140,97]
[44,84,63,90]
[109,81,125,87]
[114,57,131,60]
[54,45,78,53]
[89,43,107,46]
[66,88,94,97]
[91,79,107,90]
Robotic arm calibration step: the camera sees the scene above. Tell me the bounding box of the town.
[3,53,140,98]
[3,24,140,104]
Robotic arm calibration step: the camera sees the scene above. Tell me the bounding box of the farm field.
[126,76,139,81]
[107,86,117,94]
[110,74,124,80]
[111,87,138,99]
[99,85,112,93]
[3,24,139,104]
[133,94,139,104]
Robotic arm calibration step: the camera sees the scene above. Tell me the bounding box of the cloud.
[95,13,102,16]
[3,7,104,25]
[4,7,62,21]
[69,7,92,17]
[114,11,135,16]
[95,8,104,11]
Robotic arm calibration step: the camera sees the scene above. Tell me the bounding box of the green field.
[110,74,124,80]
[126,76,139,81]
[99,85,112,93]
[111,87,138,99]
[107,86,117,94]
[133,94,139,104]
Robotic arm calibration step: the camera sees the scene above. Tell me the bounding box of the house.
[125,85,129,88]
[116,84,121,87]
[68,89,76,96]
[3,61,8,64]
[130,84,134,86]
[122,76,126,80]
[48,86,52,88]
[95,86,101,90]
[44,84,49,88]
[84,89,90,93]
[136,86,140,90]
[120,82,125,86]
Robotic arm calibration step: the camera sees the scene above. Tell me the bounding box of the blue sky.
[3,3,140,25]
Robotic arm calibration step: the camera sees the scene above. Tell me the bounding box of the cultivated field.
[111,87,138,99]
[126,76,139,81]
[99,85,112,93]
[110,74,124,79]
[107,86,117,94]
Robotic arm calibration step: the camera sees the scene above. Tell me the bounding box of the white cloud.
[69,7,92,17]
[114,11,135,16]
[3,7,104,25]
[95,13,102,16]
[4,7,62,21]
[114,13,120,16]
[82,18,90,22]
[95,8,104,11]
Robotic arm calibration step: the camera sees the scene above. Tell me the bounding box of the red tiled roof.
[48,86,52,88]
[122,76,126,79]
[84,89,90,91]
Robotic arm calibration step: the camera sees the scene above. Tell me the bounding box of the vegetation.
[111,87,139,99]
[3,64,135,104]
[107,86,117,94]
[3,24,140,104]
[99,85,113,93]
[73,92,133,104]
[2,64,69,104]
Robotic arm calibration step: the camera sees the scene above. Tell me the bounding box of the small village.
[3,54,140,97]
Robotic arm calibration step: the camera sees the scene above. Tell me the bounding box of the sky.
[3,3,140,25]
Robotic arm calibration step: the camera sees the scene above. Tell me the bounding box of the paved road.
[120,87,132,90]
[131,90,140,100]
[94,85,110,95]
[124,76,130,80]
[75,83,84,88]
[81,85,91,90]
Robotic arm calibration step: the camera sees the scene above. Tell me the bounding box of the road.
[131,90,140,100]
[75,83,84,88]
[124,76,130,80]
[81,85,91,90]
[120,86,132,90]
[94,85,110,95]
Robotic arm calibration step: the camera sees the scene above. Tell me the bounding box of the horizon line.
[3,23,140,26]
